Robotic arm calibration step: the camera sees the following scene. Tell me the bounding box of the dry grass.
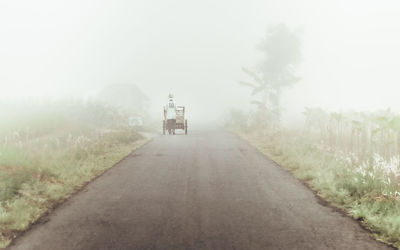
[232,127,400,248]
[0,101,150,248]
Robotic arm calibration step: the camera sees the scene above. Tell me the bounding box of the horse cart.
[163,106,188,135]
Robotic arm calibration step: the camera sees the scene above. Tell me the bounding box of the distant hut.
[96,84,149,116]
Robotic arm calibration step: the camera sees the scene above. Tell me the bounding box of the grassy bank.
[0,101,150,248]
[231,126,400,248]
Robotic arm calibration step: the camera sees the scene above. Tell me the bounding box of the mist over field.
[3,1,400,248]
[1,0,400,124]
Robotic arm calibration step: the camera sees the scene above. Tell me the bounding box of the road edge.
[5,134,155,249]
[227,129,397,250]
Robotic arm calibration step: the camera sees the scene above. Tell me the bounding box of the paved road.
[9,128,391,250]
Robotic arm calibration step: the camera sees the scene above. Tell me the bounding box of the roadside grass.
[0,101,150,248]
[234,128,400,248]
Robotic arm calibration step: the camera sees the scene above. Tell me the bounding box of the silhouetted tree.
[240,24,302,123]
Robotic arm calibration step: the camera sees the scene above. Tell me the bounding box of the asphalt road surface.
[8,128,392,250]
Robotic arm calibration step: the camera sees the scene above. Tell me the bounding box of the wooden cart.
[163,106,188,135]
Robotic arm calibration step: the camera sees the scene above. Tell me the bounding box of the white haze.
[1,0,400,124]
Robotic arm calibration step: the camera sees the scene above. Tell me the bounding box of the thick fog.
[1,0,400,123]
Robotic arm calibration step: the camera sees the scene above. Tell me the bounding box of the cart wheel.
[163,120,166,135]
[185,120,188,135]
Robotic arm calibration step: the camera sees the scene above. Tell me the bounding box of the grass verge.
[233,128,400,249]
[0,126,150,248]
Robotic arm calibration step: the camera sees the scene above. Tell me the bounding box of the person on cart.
[164,93,177,134]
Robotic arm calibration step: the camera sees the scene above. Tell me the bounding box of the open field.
[0,101,149,248]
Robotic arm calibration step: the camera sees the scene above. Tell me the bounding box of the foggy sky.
[1,0,400,122]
